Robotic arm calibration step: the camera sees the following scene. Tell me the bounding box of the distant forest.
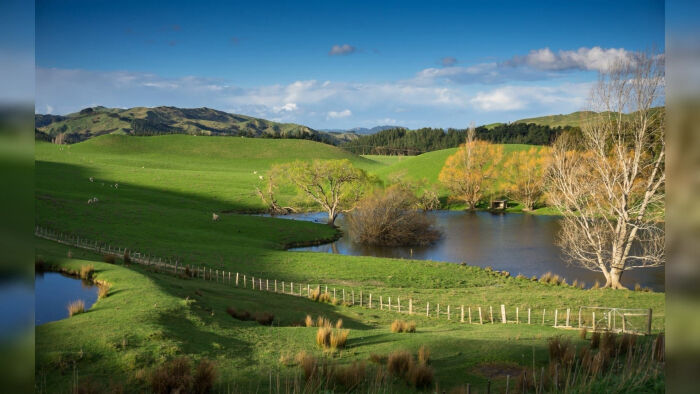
[341,123,580,155]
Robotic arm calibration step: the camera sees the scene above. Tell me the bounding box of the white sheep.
[114,183,119,189]
[212,213,220,221]
[89,177,94,182]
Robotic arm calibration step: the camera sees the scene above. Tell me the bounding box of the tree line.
[341,123,580,155]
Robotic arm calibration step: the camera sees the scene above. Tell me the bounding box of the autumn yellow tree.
[438,126,503,210]
[502,147,551,211]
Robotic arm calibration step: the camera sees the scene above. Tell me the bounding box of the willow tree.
[275,159,368,225]
[503,147,551,211]
[546,52,665,289]
[438,126,503,210]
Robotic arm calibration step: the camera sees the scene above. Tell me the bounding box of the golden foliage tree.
[502,147,551,210]
[438,126,503,209]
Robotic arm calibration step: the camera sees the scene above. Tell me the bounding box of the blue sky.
[34,0,665,129]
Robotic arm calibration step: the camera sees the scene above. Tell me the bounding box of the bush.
[407,363,434,388]
[417,345,430,365]
[601,332,617,356]
[387,350,413,376]
[369,353,386,364]
[103,254,116,264]
[253,312,274,326]
[79,264,94,280]
[334,362,366,389]
[390,320,416,333]
[150,357,193,394]
[67,300,85,317]
[226,307,250,321]
[590,331,601,349]
[123,250,131,265]
[296,351,317,381]
[97,283,111,299]
[347,185,441,247]
[193,359,217,394]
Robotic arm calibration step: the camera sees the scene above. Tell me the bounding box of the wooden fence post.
[554,309,558,327]
[468,307,472,324]
[388,297,391,311]
[266,279,269,291]
[578,308,582,328]
[447,305,451,320]
[368,293,372,308]
[528,308,531,325]
[380,296,383,310]
[622,314,626,333]
[489,306,493,323]
[409,298,413,315]
[542,309,546,325]
[333,288,336,300]
[501,305,507,323]
[398,298,401,313]
[478,307,483,324]
[461,305,464,323]
[437,304,440,318]
[274,280,277,292]
[426,302,429,317]
[352,290,355,305]
[566,308,570,327]
[516,307,519,324]
[291,282,294,295]
[647,308,653,335]
[307,284,310,296]
[343,289,345,303]
[360,291,363,307]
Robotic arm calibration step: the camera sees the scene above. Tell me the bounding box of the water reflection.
[267,211,665,291]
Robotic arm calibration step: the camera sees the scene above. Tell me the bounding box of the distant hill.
[34,106,356,145]
[321,125,405,135]
[513,107,664,128]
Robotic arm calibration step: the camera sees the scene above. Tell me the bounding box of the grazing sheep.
[114,183,119,188]
[89,177,94,182]
[212,213,220,221]
[258,175,264,180]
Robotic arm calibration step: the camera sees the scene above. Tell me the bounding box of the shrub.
[601,332,617,356]
[347,185,441,247]
[296,352,317,381]
[193,359,217,394]
[590,332,601,349]
[150,357,193,394]
[417,345,430,365]
[407,363,434,388]
[305,315,314,327]
[316,327,332,348]
[253,312,274,326]
[226,307,250,321]
[333,361,366,389]
[390,320,416,333]
[79,264,94,280]
[68,300,85,317]
[97,283,111,299]
[369,353,386,364]
[103,254,116,264]
[330,329,349,349]
[387,350,413,376]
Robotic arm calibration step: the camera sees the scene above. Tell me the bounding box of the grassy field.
[35,135,665,392]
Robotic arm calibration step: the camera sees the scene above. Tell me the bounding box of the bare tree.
[254,168,295,215]
[546,52,665,289]
[275,159,368,225]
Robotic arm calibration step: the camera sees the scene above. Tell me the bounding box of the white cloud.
[506,47,633,72]
[470,84,590,111]
[273,102,298,113]
[329,44,356,56]
[327,109,352,119]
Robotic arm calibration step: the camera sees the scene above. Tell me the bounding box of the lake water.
[35,272,99,325]
[270,211,664,291]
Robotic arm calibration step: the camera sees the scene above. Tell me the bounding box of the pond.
[271,211,665,291]
[35,272,99,325]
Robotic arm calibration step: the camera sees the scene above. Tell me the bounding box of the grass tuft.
[390,320,416,333]
[590,331,601,349]
[407,363,434,388]
[387,350,413,376]
[330,329,349,349]
[67,300,85,317]
[417,345,430,365]
[79,264,94,280]
[97,283,111,299]
[305,315,314,327]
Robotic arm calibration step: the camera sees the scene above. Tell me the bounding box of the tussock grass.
[305,315,314,327]
[330,329,349,349]
[97,283,111,299]
[253,312,274,326]
[335,318,343,329]
[387,350,412,376]
[390,320,416,333]
[591,331,601,349]
[193,359,217,394]
[67,300,85,317]
[150,356,217,394]
[407,363,434,389]
[79,264,94,280]
[316,327,331,348]
[333,361,366,389]
[102,254,116,264]
[417,345,430,365]
[296,351,317,381]
[369,353,386,364]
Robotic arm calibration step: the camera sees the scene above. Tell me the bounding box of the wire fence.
[35,226,654,334]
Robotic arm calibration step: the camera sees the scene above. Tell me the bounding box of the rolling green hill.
[514,107,664,128]
[34,106,358,145]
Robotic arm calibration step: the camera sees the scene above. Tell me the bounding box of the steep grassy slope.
[35,106,357,145]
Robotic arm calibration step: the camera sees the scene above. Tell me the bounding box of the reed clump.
[67,300,85,317]
[390,320,416,333]
[79,264,94,280]
[97,283,111,299]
